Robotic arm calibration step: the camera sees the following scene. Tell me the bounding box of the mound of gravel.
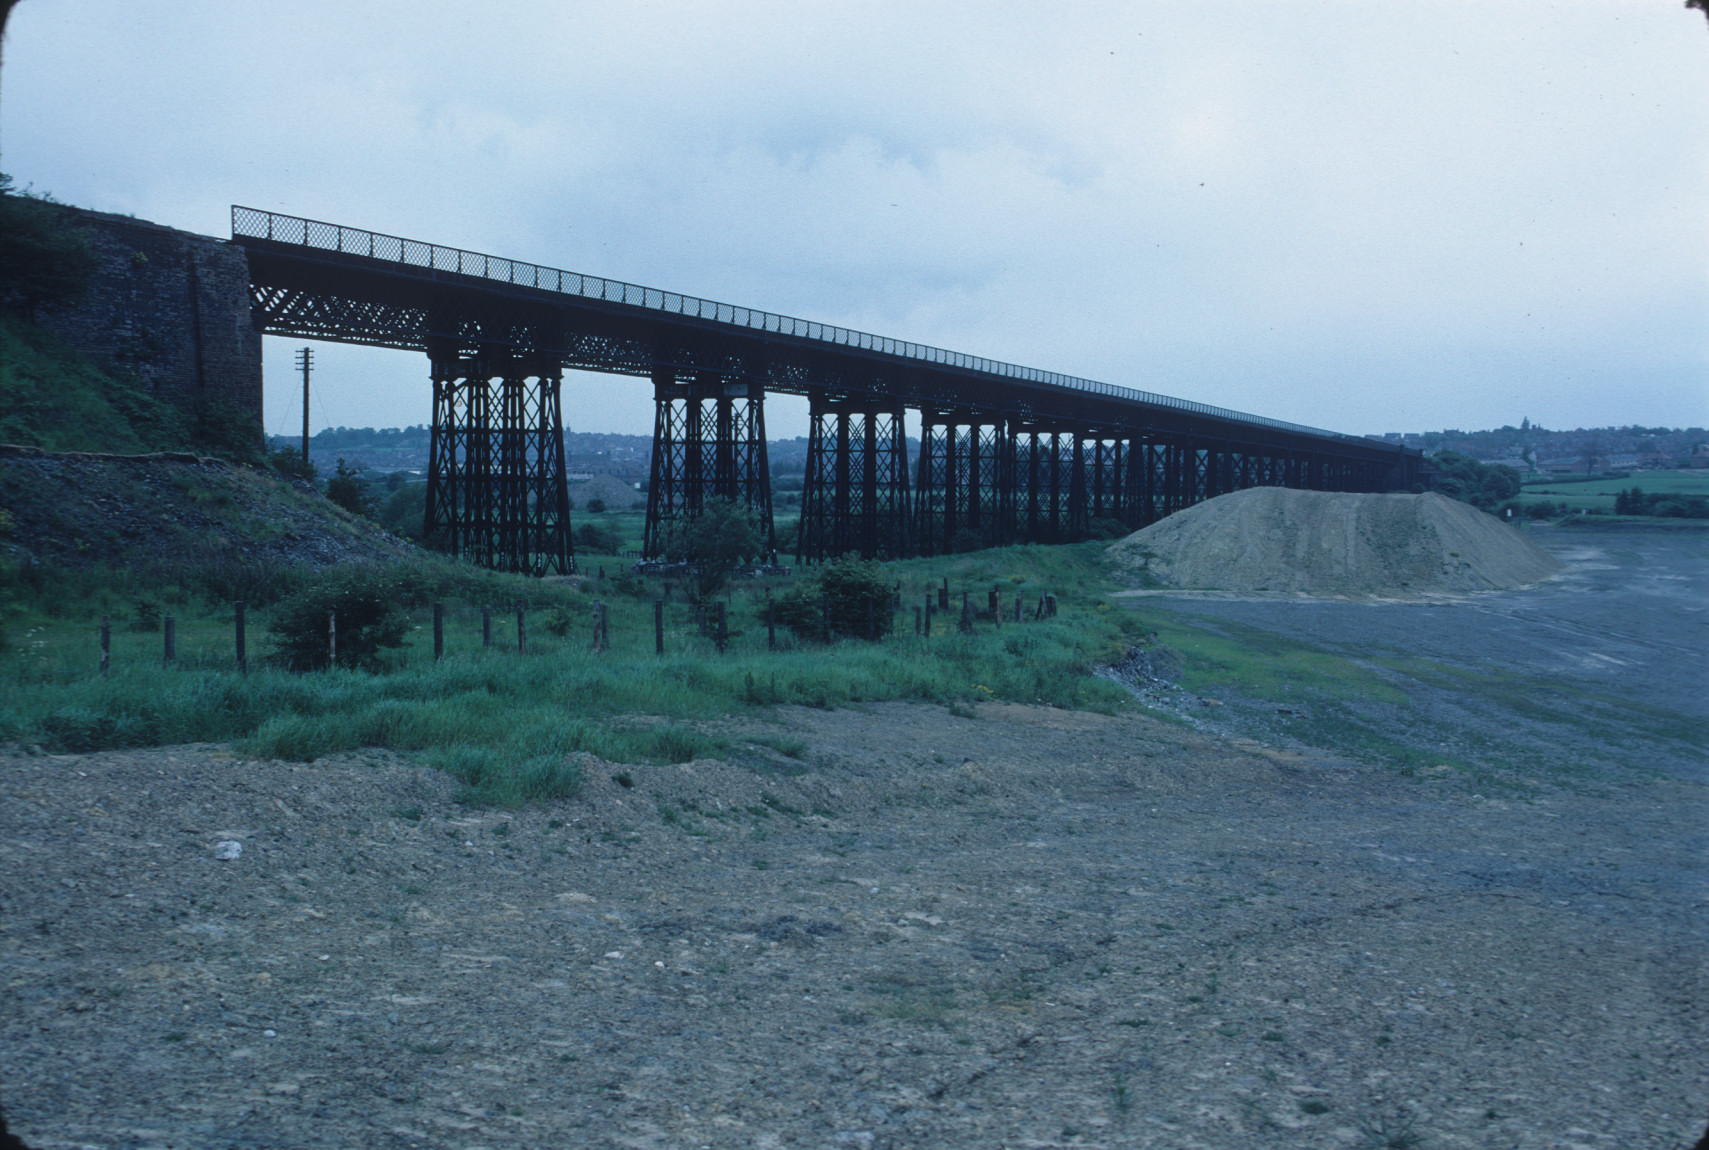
[569,472,647,510]
[1107,487,1561,597]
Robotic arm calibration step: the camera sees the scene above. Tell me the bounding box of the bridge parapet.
[233,206,1374,447]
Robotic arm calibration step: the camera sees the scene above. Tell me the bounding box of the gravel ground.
[1111,525,1709,782]
[3,698,1704,1150]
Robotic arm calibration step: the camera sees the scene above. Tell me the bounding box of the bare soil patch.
[1107,489,1561,598]
[3,703,1703,1149]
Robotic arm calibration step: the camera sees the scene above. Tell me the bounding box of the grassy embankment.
[1,543,1153,803]
[0,310,195,453]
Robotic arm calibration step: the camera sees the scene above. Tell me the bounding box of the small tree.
[268,445,317,482]
[325,458,372,517]
[663,497,764,601]
[267,567,410,671]
[573,521,623,554]
[774,555,896,641]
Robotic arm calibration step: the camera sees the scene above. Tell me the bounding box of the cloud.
[5,0,1703,436]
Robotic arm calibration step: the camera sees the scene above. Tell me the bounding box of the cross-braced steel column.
[915,409,1011,555]
[1087,437,1125,526]
[424,349,574,574]
[643,368,773,559]
[1015,427,1061,543]
[796,394,911,562]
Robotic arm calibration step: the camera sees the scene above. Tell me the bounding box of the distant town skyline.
[5,1,1704,439]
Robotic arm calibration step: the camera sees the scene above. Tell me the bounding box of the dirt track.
[3,697,1704,1149]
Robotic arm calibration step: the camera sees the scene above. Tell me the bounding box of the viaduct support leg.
[798,396,909,562]
[646,371,774,560]
[916,410,1005,554]
[425,351,573,574]
[1068,433,1087,540]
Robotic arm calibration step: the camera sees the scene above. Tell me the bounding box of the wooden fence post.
[99,615,110,677]
[328,611,337,667]
[923,595,932,639]
[654,599,665,655]
[433,602,444,661]
[516,604,526,654]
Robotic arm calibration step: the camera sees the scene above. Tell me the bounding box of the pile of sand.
[1107,487,1561,597]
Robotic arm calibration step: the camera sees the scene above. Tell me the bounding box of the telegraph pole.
[295,346,313,465]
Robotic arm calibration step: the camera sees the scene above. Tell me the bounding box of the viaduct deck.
[234,207,1420,573]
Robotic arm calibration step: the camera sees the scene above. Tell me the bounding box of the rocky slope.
[0,445,409,571]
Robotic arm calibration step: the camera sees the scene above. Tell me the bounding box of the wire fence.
[13,581,1062,682]
[233,205,1375,448]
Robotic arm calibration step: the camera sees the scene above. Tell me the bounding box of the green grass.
[1521,471,1709,497]
[0,542,1141,804]
[0,311,187,453]
[1512,470,1709,513]
[1140,615,1409,707]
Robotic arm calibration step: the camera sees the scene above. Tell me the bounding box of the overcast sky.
[4,1,1705,439]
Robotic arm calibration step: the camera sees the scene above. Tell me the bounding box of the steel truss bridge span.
[233,206,1421,573]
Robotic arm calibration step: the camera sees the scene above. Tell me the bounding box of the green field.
[1514,469,1709,511]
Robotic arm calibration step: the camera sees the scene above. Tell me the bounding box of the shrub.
[267,446,317,482]
[129,599,162,632]
[267,567,410,671]
[1430,451,1521,512]
[1613,487,1709,518]
[774,555,896,641]
[543,604,585,637]
[377,481,429,542]
[324,458,372,517]
[573,521,623,554]
[662,496,765,600]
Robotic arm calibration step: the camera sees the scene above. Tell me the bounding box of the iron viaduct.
[43,204,1423,574]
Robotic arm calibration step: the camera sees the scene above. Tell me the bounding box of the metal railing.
[233,205,1373,446]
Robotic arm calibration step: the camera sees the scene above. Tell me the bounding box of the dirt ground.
[3,693,1705,1150]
